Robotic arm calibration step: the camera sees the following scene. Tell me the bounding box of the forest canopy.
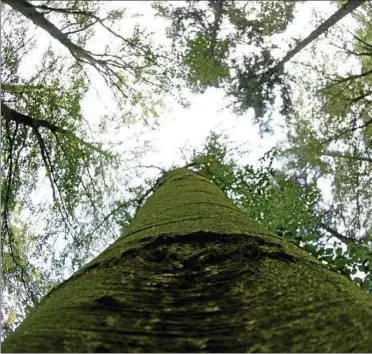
[1,0,371,337]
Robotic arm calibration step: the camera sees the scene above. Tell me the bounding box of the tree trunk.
[3,168,372,352]
[263,0,365,79]
[3,0,98,66]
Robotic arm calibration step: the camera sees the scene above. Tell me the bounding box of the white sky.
[13,1,349,179]
[78,1,333,173]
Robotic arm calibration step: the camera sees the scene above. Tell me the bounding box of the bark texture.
[3,168,372,352]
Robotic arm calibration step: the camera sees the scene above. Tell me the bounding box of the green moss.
[3,168,372,352]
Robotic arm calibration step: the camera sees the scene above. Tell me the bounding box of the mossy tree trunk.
[3,168,372,352]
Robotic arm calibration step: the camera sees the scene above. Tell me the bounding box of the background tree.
[279,1,372,286]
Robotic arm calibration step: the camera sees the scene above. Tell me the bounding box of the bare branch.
[4,0,163,67]
[320,223,359,246]
[3,0,102,65]
[322,150,372,163]
[348,29,372,51]
[84,201,133,241]
[321,111,372,146]
[326,68,372,87]
[31,4,95,17]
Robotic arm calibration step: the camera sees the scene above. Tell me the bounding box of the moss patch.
[4,232,372,352]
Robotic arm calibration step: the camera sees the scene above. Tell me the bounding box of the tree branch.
[322,150,372,163]
[1,102,112,156]
[348,29,372,51]
[320,223,358,246]
[1,121,37,305]
[4,0,162,66]
[208,0,224,57]
[321,110,372,146]
[327,68,372,87]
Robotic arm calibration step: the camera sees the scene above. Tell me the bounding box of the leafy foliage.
[280,2,372,287]
[0,1,174,335]
[153,0,296,128]
[186,132,371,294]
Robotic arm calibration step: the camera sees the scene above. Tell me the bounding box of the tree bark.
[3,168,372,352]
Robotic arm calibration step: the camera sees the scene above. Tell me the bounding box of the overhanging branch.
[1,103,112,156]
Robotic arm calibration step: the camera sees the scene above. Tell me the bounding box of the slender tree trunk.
[3,168,372,352]
[263,0,365,79]
[3,0,98,65]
